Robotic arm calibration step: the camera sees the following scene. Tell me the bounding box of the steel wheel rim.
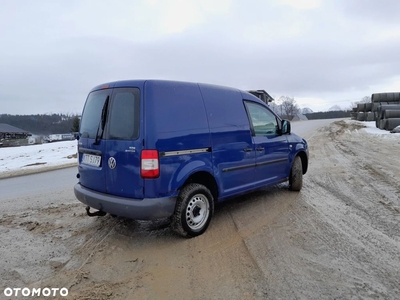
[185,194,210,231]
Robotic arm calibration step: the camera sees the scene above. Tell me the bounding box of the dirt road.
[1,119,399,299]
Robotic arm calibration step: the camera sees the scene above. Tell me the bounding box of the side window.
[107,88,140,140]
[245,102,278,136]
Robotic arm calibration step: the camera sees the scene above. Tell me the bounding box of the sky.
[1,0,400,114]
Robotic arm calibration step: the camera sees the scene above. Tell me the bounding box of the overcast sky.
[1,0,400,114]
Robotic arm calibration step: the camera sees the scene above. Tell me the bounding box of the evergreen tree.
[71,116,80,132]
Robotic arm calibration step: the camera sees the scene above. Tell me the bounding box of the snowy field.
[0,140,77,178]
[0,120,398,179]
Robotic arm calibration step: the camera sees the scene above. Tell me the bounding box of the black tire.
[379,119,387,130]
[171,183,214,238]
[289,156,303,191]
[386,118,400,131]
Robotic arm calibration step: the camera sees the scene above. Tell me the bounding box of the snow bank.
[347,120,399,141]
[362,121,393,135]
[0,140,77,178]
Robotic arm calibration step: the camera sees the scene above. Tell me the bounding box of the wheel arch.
[296,151,308,174]
[181,171,219,202]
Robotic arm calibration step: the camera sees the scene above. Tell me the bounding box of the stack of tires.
[356,103,366,121]
[355,102,376,121]
[350,106,357,120]
[372,93,400,131]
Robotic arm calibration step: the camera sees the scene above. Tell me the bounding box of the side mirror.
[282,120,291,134]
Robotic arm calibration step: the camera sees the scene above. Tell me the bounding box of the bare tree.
[360,96,371,103]
[268,102,281,115]
[350,95,371,109]
[279,96,300,120]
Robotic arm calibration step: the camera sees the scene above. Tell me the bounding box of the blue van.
[74,80,308,237]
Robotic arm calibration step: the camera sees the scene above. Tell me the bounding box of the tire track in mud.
[37,203,272,299]
[40,187,300,299]
[298,120,400,298]
[202,188,299,253]
[267,197,395,299]
[66,223,118,289]
[321,123,399,219]
[311,121,399,218]
[300,183,400,298]
[149,188,301,300]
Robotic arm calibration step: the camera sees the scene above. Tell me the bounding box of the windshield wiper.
[93,96,109,145]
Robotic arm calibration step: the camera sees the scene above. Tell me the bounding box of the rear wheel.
[171,183,214,238]
[289,156,303,191]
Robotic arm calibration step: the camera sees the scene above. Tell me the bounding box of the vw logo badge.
[108,157,117,169]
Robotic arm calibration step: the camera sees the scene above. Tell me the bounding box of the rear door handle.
[256,147,265,151]
[243,148,253,152]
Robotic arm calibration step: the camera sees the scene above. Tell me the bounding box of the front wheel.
[289,156,303,191]
[171,183,214,238]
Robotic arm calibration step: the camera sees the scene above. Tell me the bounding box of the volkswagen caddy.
[74,80,308,237]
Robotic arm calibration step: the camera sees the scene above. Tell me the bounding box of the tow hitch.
[85,206,106,217]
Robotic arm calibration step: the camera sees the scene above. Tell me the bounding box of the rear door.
[245,101,290,185]
[78,89,111,193]
[103,88,143,199]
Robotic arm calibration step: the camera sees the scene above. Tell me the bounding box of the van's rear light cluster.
[141,150,160,178]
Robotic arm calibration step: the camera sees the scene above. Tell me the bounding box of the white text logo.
[3,287,68,297]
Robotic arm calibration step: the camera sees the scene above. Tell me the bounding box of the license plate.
[82,154,101,167]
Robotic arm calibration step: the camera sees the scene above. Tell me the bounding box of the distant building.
[0,123,31,147]
[44,133,75,143]
[247,90,274,105]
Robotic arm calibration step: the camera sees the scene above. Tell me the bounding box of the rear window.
[80,90,109,139]
[106,88,140,140]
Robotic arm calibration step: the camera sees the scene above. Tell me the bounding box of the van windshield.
[80,90,110,139]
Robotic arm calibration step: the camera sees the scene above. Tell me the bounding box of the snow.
[346,120,400,142]
[361,121,395,135]
[0,140,77,176]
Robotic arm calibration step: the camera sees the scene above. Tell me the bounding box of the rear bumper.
[74,183,177,220]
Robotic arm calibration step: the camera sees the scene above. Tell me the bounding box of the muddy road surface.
[1,119,399,299]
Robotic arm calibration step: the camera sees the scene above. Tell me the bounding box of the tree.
[71,116,80,132]
[268,102,281,115]
[360,96,371,103]
[350,95,371,110]
[279,96,300,120]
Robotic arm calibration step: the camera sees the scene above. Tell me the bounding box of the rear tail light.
[141,150,159,178]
